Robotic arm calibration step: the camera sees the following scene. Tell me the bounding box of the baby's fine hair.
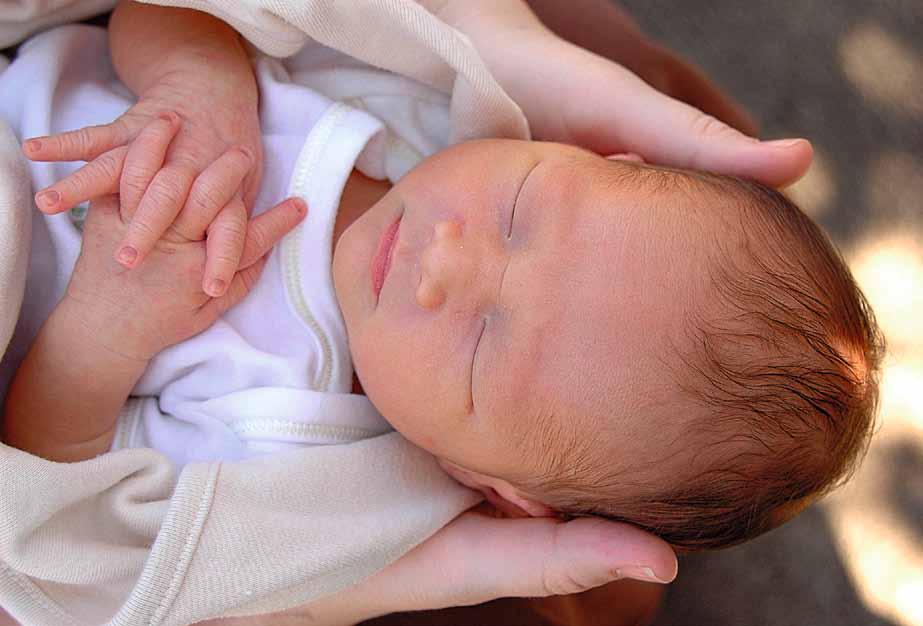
[524,167,884,550]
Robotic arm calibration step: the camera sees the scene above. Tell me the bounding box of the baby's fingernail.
[613,565,671,584]
[236,146,253,162]
[117,246,138,266]
[207,279,227,297]
[291,198,307,214]
[36,189,60,209]
[764,138,806,149]
[24,139,42,153]
[158,111,179,125]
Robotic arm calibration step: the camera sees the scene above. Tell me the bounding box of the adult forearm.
[1,299,148,462]
[109,0,254,97]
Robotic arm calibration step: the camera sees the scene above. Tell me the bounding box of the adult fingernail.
[207,279,227,297]
[24,139,42,153]
[613,565,671,584]
[764,138,806,149]
[117,246,138,266]
[158,111,178,124]
[36,189,60,209]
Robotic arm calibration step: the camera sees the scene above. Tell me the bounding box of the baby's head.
[333,139,883,550]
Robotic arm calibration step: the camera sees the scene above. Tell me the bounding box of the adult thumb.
[449,513,677,601]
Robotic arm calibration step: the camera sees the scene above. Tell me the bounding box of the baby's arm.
[3,122,306,463]
[24,1,263,297]
[1,299,149,462]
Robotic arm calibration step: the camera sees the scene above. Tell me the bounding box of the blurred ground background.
[2,1,921,625]
[619,1,923,625]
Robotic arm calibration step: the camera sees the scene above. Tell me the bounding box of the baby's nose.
[416,220,469,309]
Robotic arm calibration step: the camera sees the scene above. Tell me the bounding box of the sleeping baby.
[0,3,882,552]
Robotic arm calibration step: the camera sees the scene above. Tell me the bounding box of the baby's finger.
[203,198,248,297]
[120,113,181,220]
[115,163,196,268]
[171,147,253,239]
[22,118,131,162]
[33,146,127,214]
[239,198,308,269]
[200,255,269,319]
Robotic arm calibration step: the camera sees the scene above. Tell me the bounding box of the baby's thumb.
[613,78,813,188]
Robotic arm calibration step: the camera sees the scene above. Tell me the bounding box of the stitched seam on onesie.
[280,103,351,392]
[230,419,381,443]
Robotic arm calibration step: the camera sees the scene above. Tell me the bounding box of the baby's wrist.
[139,53,257,113]
[55,294,157,366]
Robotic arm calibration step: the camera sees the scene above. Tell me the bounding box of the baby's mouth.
[372,215,401,300]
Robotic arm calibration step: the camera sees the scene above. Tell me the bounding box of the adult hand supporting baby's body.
[442,0,813,188]
[22,1,264,298]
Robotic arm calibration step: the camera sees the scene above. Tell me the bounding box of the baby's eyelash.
[506,203,516,239]
[469,317,488,412]
[508,161,541,239]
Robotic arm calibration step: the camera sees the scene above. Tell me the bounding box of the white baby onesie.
[0,24,452,469]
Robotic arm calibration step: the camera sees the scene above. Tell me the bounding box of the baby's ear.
[605,152,645,163]
[438,460,556,519]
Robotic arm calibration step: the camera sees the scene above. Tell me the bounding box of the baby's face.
[333,140,709,480]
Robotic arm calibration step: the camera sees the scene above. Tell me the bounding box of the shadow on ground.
[653,507,897,625]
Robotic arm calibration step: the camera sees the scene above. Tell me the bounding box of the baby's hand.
[23,69,262,297]
[63,136,305,361]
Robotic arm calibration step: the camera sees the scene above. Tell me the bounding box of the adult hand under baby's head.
[334,138,882,551]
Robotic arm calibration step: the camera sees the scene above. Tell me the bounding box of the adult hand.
[440,0,813,188]
[523,0,759,137]
[203,504,676,626]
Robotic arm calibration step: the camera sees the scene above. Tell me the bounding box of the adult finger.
[238,198,308,269]
[22,117,133,163]
[202,197,248,297]
[114,163,196,268]
[119,113,181,220]
[33,146,127,214]
[171,147,253,239]
[581,68,813,187]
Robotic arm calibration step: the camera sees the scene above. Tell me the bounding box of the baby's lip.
[372,215,401,301]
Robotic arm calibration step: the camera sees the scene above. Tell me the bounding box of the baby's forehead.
[515,156,719,279]
[481,161,716,432]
